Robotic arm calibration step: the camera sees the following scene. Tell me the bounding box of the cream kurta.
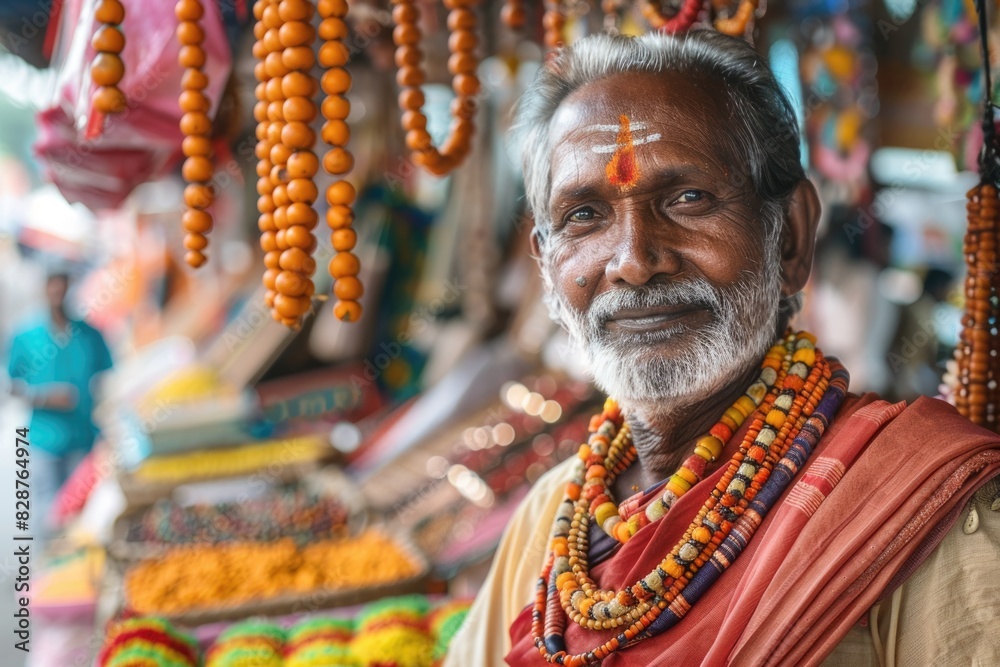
[444,458,1000,666]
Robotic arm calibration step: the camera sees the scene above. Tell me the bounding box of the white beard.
[543,245,784,414]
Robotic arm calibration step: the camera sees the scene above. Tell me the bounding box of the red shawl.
[506,394,1000,666]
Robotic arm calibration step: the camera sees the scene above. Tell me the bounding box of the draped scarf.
[506,393,1000,666]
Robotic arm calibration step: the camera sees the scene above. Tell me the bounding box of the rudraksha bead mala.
[318,0,364,323]
[390,0,480,177]
[176,0,216,268]
[256,0,321,328]
[955,182,1000,428]
[91,0,127,114]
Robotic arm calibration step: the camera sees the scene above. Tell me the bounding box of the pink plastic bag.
[34,0,232,211]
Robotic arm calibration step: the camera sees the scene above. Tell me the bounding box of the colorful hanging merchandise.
[799,13,877,205]
[921,0,1000,170]
[531,331,847,665]
[948,0,1000,431]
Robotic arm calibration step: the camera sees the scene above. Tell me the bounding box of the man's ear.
[529,225,543,261]
[779,179,821,296]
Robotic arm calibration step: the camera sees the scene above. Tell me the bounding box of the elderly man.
[445,30,1000,666]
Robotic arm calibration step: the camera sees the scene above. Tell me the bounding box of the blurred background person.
[5,269,112,541]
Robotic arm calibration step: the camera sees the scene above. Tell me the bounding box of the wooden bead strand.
[176,0,216,269]
[390,0,481,177]
[254,0,282,310]
[542,0,565,48]
[641,0,703,34]
[91,0,127,114]
[318,0,363,323]
[955,182,1000,428]
[263,0,320,328]
[501,0,527,28]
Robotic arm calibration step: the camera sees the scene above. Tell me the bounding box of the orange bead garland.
[318,0,362,323]
[389,0,480,177]
[954,182,1000,428]
[91,0,127,114]
[175,0,215,268]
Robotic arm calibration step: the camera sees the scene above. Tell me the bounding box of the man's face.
[45,275,69,311]
[537,71,784,408]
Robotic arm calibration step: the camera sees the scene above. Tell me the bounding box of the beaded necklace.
[92,0,127,114]
[390,0,480,176]
[175,0,216,269]
[532,330,833,666]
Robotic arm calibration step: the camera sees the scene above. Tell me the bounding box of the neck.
[623,361,762,489]
[50,307,68,329]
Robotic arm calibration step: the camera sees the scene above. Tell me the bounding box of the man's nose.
[604,211,682,286]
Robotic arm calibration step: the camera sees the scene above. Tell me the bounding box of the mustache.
[586,280,722,327]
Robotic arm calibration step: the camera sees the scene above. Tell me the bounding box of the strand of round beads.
[955,182,999,427]
[561,352,800,631]
[175,0,216,268]
[319,0,364,323]
[253,0,281,311]
[543,0,566,48]
[275,0,320,327]
[390,0,480,176]
[501,0,527,28]
[641,0,703,34]
[580,336,791,546]
[533,332,826,665]
[258,0,320,327]
[91,0,127,114]
[713,0,759,36]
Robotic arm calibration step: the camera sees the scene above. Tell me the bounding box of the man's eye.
[568,207,597,222]
[675,190,705,204]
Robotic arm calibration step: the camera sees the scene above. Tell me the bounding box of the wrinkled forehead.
[547,70,740,175]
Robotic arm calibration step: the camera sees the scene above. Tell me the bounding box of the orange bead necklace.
[175,0,216,268]
[318,0,364,323]
[390,0,480,176]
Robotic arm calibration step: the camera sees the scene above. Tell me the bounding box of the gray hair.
[511,29,807,317]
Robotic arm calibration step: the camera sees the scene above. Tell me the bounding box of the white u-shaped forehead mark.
[591,133,662,154]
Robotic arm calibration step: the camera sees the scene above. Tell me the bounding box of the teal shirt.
[7,315,113,455]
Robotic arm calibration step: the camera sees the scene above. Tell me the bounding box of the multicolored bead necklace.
[532,330,832,666]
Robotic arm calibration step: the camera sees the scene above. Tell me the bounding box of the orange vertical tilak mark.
[605,114,639,191]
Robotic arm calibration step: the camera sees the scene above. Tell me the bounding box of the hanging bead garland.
[253,0,281,312]
[91,0,127,114]
[501,0,527,28]
[542,0,565,48]
[390,0,480,177]
[175,0,216,269]
[641,0,704,34]
[952,0,1000,430]
[255,0,321,328]
[318,0,364,323]
[955,182,999,427]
